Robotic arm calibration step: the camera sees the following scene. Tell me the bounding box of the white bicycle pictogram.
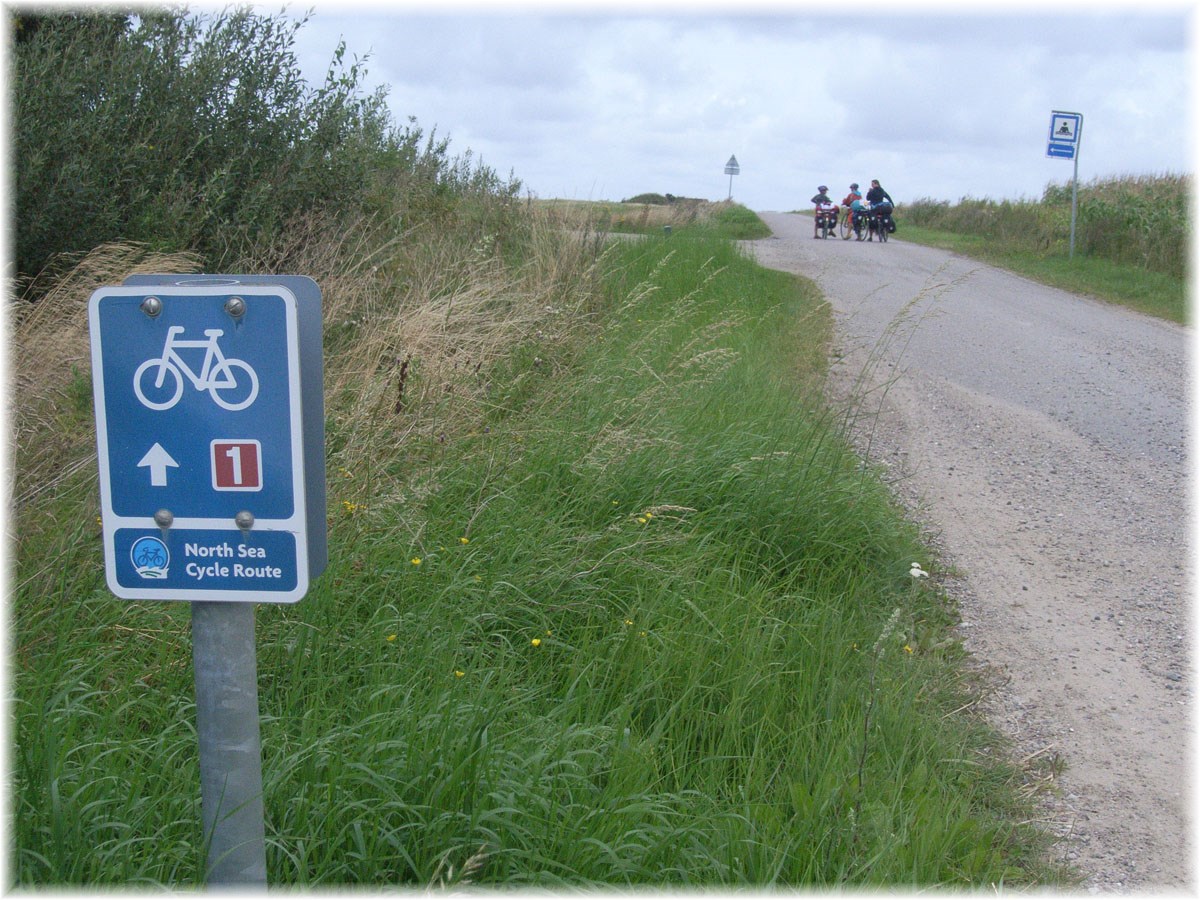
[133,326,260,411]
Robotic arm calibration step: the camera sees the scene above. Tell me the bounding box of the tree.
[13,7,402,278]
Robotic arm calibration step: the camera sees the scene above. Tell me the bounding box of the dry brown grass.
[9,204,610,558]
[534,197,729,233]
[236,205,612,504]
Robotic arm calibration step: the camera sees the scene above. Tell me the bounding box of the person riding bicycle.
[811,185,838,237]
[865,179,895,241]
[842,183,866,231]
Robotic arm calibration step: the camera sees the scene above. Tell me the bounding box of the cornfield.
[904,174,1188,280]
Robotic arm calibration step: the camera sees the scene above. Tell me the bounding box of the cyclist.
[810,185,838,238]
[865,179,895,241]
[842,183,866,233]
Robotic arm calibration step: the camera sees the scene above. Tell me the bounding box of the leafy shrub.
[622,193,669,205]
[12,8,520,285]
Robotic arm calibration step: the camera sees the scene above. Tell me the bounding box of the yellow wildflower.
[386,634,397,642]
[459,537,470,545]
[411,557,422,566]
[531,638,542,647]
[454,670,465,678]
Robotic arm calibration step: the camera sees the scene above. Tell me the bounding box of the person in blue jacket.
[842,183,865,232]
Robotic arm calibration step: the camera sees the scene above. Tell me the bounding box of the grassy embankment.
[12,205,1064,887]
[896,174,1188,324]
[539,196,772,240]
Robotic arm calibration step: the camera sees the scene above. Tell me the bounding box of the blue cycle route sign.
[89,276,326,603]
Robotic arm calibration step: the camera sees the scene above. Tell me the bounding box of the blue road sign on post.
[89,276,326,603]
[1047,110,1082,160]
[1045,110,1084,257]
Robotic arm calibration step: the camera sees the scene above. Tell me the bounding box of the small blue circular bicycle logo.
[130,536,170,579]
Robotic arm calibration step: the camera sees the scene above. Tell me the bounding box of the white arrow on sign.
[138,442,179,487]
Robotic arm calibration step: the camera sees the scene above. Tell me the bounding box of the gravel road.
[747,212,1192,891]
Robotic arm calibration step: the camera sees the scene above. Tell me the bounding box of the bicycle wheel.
[134,359,185,410]
[840,215,851,240]
[208,359,260,411]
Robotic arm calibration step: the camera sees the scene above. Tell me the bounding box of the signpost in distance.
[1046,110,1084,257]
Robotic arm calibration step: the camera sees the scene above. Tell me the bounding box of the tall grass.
[906,174,1187,279]
[11,211,1061,886]
[901,174,1188,322]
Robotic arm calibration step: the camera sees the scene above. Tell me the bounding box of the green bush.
[622,193,669,205]
[12,8,520,283]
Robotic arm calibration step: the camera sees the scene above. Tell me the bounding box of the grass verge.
[895,221,1187,325]
[12,220,1065,887]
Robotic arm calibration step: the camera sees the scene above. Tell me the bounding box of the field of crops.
[903,174,1187,280]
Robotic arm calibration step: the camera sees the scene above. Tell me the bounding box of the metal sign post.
[724,154,740,200]
[1047,111,1083,258]
[89,275,326,886]
[192,600,267,885]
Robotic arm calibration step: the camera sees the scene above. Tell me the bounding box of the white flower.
[909,562,928,579]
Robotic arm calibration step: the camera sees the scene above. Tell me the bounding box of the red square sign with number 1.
[212,439,262,491]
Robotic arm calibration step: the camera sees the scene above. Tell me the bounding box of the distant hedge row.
[13,8,519,283]
[621,193,706,205]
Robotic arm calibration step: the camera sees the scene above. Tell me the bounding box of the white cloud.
[286,7,1191,210]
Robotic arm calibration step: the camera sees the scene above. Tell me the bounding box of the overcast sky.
[282,3,1191,211]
